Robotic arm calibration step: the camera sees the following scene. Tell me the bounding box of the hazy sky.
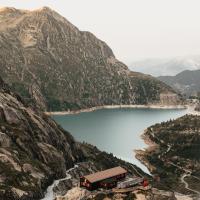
[1,0,200,64]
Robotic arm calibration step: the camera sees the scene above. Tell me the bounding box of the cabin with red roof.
[80,166,127,190]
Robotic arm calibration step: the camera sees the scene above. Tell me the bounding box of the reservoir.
[53,108,187,173]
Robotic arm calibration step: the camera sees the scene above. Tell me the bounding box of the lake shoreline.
[47,104,197,175]
[51,106,188,175]
[135,105,200,174]
[45,104,186,116]
[135,130,158,174]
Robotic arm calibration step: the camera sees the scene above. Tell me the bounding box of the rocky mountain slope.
[158,69,200,97]
[0,7,179,111]
[0,76,85,199]
[136,115,200,199]
[130,55,200,77]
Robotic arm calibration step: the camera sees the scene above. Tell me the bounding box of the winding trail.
[181,173,200,196]
[166,155,200,197]
[150,134,200,197]
[165,149,200,197]
[41,165,78,200]
[164,146,200,196]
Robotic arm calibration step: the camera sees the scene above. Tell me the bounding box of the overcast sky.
[1,0,200,64]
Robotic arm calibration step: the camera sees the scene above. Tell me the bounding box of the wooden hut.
[80,166,127,190]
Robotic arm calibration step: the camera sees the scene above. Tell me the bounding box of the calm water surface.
[52,108,187,173]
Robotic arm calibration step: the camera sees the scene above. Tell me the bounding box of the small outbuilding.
[80,166,127,190]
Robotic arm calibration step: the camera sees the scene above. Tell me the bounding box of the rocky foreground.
[136,115,200,200]
[0,77,86,199]
[0,7,181,111]
[49,143,187,200]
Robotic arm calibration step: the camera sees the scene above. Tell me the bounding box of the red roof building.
[80,166,127,190]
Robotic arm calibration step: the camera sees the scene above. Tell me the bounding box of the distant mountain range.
[0,7,178,111]
[130,55,200,76]
[158,69,200,97]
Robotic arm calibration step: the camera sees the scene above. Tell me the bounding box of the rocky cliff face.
[0,7,179,111]
[0,77,84,199]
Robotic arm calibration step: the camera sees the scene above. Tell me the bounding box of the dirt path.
[180,173,200,196]
[166,151,200,196]
[149,135,200,197]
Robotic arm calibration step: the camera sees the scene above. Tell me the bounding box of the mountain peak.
[33,6,58,15]
[37,6,52,11]
[31,7,77,30]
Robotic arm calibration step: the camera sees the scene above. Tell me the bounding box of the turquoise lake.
[52,108,187,173]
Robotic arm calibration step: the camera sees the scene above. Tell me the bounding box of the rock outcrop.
[0,7,179,111]
[0,77,84,199]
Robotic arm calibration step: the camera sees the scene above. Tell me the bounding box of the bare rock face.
[0,77,84,200]
[0,7,179,111]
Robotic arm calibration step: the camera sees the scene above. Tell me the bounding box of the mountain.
[158,69,200,97]
[0,7,178,111]
[130,55,200,77]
